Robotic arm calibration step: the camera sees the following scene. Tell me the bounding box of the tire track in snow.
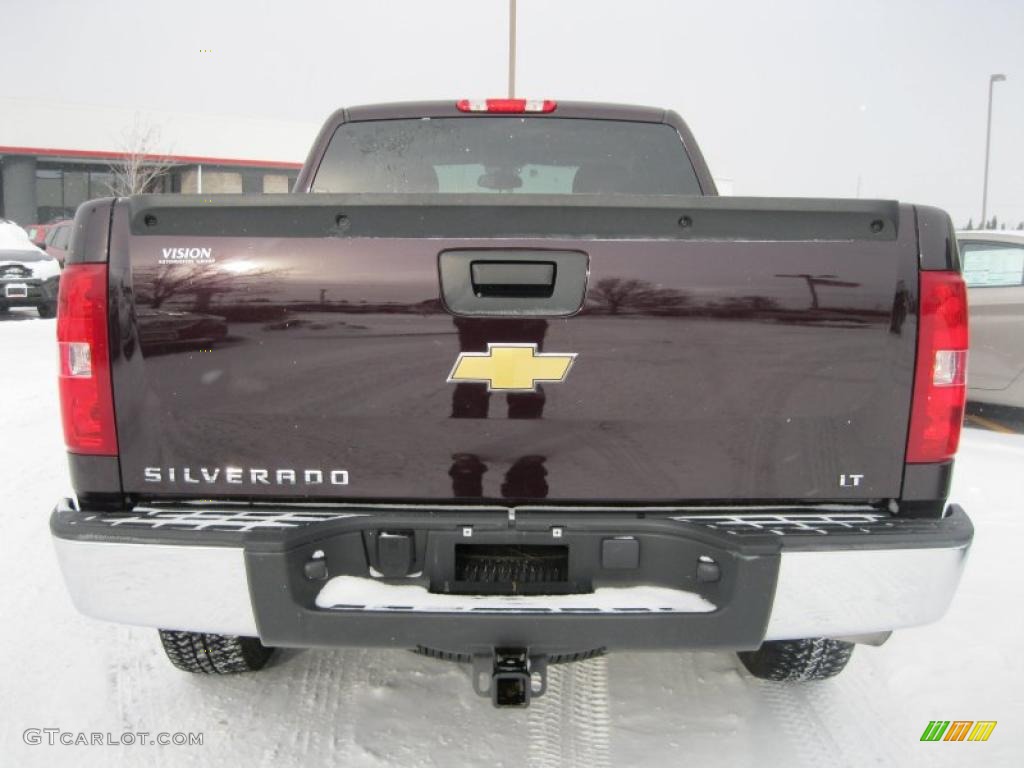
[289,649,334,756]
[528,664,565,768]
[255,648,349,767]
[528,656,611,768]
[296,649,351,761]
[752,663,912,767]
[578,656,611,765]
[758,682,845,767]
[798,668,914,766]
[109,628,170,768]
[337,649,369,753]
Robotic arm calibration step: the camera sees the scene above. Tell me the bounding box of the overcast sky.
[2,0,1022,226]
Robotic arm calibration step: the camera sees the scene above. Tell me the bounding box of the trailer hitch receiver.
[472,648,547,708]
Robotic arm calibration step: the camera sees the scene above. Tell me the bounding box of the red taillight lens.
[456,98,557,113]
[57,264,118,455]
[906,271,968,463]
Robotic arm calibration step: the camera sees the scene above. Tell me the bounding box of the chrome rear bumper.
[51,500,972,651]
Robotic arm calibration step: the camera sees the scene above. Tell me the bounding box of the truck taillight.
[906,271,968,464]
[456,98,557,113]
[57,264,118,455]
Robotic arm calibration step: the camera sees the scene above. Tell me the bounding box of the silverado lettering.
[143,467,350,485]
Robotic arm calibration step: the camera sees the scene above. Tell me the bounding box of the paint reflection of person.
[449,317,549,499]
[890,279,909,335]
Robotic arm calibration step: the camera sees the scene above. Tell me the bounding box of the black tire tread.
[158,630,274,674]
[738,637,854,681]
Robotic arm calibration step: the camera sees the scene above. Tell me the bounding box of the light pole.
[508,0,517,98]
[981,73,1006,227]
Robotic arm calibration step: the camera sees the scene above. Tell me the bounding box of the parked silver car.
[957,230,1024,408]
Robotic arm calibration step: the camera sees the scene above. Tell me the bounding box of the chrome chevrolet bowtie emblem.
[447,343,576,392]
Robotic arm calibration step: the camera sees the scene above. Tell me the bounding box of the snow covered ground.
[1,308,1021,767]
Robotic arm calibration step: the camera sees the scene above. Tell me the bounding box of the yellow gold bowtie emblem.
[447,343,576,392]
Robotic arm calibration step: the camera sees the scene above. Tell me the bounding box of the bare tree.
[107,118,175,195]
[586,277,691,315]
[136,263,281,312]
[587,277,653,314]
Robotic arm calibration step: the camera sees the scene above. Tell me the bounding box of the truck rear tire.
[158,630,275,674]
[36,302,56,319]
[737,637,854,681]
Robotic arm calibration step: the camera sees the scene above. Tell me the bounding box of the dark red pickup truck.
[51,99,972,707]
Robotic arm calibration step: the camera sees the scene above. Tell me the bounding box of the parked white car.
[957,230,1024,408]
[0,219,62,318]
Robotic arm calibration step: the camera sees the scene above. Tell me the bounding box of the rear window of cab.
[311,117,702,196]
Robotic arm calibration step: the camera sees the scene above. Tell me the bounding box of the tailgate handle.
[439,249,589,317]
[471,261,556,298]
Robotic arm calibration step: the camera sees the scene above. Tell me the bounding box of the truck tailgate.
[108,195,919,503]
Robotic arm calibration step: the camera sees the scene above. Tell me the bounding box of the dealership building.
[0,98,316,226]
